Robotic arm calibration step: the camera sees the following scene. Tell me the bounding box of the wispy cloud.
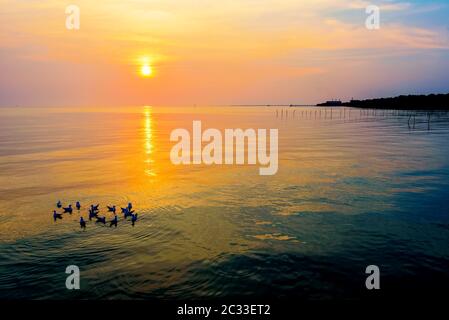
[1,0,448,105]
[348,0,411,11]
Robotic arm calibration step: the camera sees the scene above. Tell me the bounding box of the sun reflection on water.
[143,106,156,177]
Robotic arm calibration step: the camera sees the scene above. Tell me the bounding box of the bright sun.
[141,64,152,77]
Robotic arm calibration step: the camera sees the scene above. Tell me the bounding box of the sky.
[1,0,449,106]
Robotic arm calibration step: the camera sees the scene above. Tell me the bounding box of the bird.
[92,204,100,211]
[121,207,128,214]
[76,201,81,210]
[53,210,63,221]
[88,209,98,221]
[80,217,86,229]
[131,213,138,226]
[63,205,73,214]
[57,200,62,208]
[90,205,100,214]
[110,215,118,228]
[127,202,133,210]
[107,205,116,213]
[123,208,133,219]
[96,216,106,224]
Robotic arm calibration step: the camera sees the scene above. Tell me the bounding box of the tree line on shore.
[317,93,449,110]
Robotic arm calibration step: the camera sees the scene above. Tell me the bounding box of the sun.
[140,64,153,77]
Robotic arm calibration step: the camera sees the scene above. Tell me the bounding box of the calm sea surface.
[0,106,448,300]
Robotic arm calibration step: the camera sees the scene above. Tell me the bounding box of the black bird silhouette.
[88,208,98,221]
[90,205,99,214]
[131,213,138,226]
[80,217,86,229]
[76,201,81,210]
[96,216,106,224]
[53,210,63,221]
[110,215,118,228]
[124,208,134,219]
[57,200,62,208]
[107,205,116,213]
[63,205,73,214]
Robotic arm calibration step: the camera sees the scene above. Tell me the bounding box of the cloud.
[348,0,411,11]
[1,0,449,105]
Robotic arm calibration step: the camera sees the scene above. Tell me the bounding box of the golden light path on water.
[143,106,155,177]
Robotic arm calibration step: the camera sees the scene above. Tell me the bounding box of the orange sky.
[1,0,449,106]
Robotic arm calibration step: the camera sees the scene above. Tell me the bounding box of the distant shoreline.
[4,93,449,110]
[317,93,449,110]
[231,93,449,110]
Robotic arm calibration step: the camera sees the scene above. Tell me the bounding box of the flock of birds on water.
[53,200,138,229]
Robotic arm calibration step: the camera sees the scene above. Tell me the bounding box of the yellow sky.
[1,0,449,105]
